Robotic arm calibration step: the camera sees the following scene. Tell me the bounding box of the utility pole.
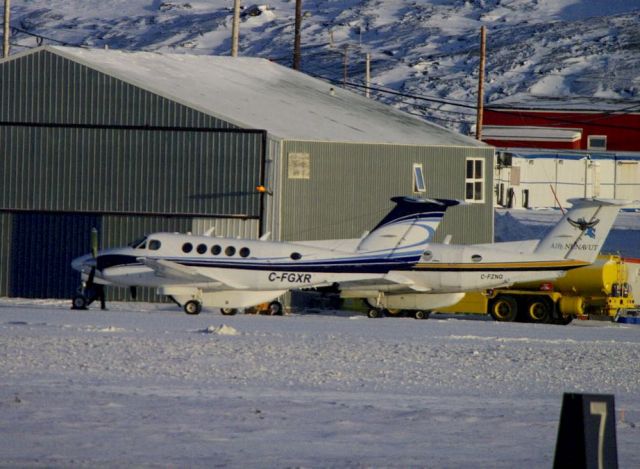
[3,0,10,58]
[231,0,240,57]
[293,0,302,70]
[342,44,348,86]
[475,25,486,141]
[365,52,371,98]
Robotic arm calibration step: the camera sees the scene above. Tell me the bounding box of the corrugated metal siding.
[280,141,495,244]
[101,214,193,302]
[0,50,232,127]
[0,213,11,296]
[191,218,259,239]
[0,49,264,217]
[263,137,283,241]
[0,126,263,216]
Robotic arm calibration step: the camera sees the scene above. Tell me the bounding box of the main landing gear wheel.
[414,310,430,320]
[184,300,202,315]
[489,296,518,322]
[220,308,238,316]
[268,301,284,316]
[367,308,384,318]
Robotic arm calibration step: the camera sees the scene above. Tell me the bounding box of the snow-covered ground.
[1,298,639,467]
[8,1,640,133]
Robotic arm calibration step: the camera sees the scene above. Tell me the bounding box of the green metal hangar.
[0,45,494,301]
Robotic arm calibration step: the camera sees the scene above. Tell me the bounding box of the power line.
[11,26,84,47]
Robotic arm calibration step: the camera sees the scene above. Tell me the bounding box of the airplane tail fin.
[533,198,630,263]
[357,197,461,255]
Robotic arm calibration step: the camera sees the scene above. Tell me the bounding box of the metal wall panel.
[263,137,283,241]
[0,49,264,218]
[191,218,259,239]
[280,141,495,245]
[0,212,10,296]
[0,50,232,127]
[0,126,263,217]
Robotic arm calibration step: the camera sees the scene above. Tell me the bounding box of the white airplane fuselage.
[71,196,630,314]
[73,232,586,309]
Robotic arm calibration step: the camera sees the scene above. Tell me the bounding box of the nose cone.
[71,254,96,273]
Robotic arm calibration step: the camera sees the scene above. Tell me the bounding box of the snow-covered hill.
[7,1,640,132]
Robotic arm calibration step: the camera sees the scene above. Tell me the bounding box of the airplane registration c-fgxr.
[71,196,629,317]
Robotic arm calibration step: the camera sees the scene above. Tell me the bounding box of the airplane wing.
[137,257,247,289]
[337,272,431,293]
[384,272,431,292]
[138,257,216,282]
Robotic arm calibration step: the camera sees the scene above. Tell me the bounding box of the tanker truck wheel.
[489,296,518,322]
[525,297,553,324]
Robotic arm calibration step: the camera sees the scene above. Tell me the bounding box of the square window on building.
[588,135,607,151]
[465,158,485,203]
[413,163,426,193]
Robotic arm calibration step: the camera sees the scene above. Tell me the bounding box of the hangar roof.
[43,46,485,147]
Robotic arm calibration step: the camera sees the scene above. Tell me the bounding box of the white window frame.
[588,135,607,151]
[465,158,485,203]
[413,163,426,193]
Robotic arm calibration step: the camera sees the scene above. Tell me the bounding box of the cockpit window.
[148,240,161,251]
[128,236,148,248]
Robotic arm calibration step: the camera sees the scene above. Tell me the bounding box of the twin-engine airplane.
[71,196,628,318]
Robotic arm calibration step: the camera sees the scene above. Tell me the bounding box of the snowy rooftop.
[483,125,582,142]
[43,46,485,147]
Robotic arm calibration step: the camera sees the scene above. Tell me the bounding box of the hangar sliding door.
[10,212,101,299]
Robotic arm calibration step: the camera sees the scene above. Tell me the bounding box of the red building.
[482,105,640,151]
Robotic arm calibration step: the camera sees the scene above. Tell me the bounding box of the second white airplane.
[71,196,629,318]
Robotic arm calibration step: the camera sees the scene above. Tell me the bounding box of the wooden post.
[231,0,240,57]
[365,52,371,98]
[475,25,486,141]
[293,0,302,70]
[3,0,10,58]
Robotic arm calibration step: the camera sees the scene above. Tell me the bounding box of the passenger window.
[211,245,221,255]
[239,247,250,258]
[182,243,193,253]
[196,244,207,254]
[148,240,161,251]
[290,252,302,260]
[225,246,236,256]
[471,254,482,262]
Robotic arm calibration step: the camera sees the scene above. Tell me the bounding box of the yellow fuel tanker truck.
[437,254,638,324]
